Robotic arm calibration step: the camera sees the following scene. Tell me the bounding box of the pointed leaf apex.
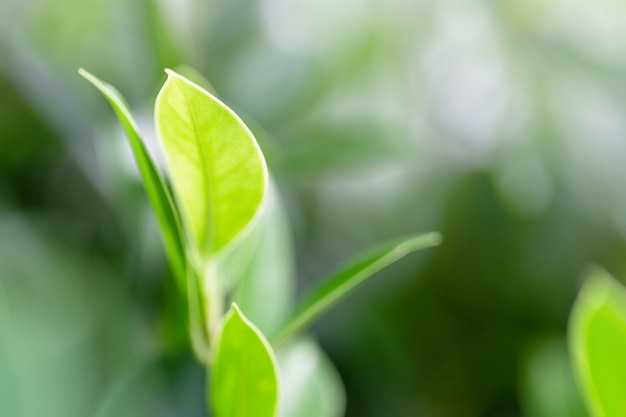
[78,68,104,89]
[431,232,443,245]
[162,69,223,104]
[395,231,443,256]
[231,302,242,316]
[578,267,618,309]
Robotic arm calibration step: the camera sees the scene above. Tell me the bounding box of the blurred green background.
[3,0,626,416]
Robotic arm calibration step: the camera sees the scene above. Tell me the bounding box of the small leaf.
[155,70,267,257]
[278,339,345,417]
[272,232,442,346]
[211,304,279,417]
[78,69,187,290]
[569,267,626,417]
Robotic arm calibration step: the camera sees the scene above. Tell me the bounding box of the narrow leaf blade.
[155,70,268,256]
[273,232,442,345]
[79,69,187,289]
[569,267,626,417]
[211,304,279,417]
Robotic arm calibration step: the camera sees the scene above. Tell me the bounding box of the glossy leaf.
[155,70,267,257]
[569,267,626,417]
[78,69,187,289]
[272,232,442,345]
[211,304,279,417]
[278,339,345,417]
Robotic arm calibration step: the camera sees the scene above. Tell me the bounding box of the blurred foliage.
[3,0,626,416]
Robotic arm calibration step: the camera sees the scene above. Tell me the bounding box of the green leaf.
[216,212,264,293]
[155,69,268,257]
[272,232,442,346]
[93,362,168,417]
[278,339,345,417]
[520,338,588,417]
[569,267,626,417]
[78,68,187,290]
[230,181,295,337]
[211,303,279,417]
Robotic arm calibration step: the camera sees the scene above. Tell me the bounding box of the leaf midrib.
[178,79,215,255]
[235,327,250,417]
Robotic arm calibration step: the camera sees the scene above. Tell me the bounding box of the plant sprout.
[80,68,441,417]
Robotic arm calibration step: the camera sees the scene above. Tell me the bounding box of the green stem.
[204,260,223,341]
[187,263,209,365]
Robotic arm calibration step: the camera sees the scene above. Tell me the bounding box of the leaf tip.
[78,69,110,95]
[78,68,96,84]
[161,69,184,92]
[163,68,188,84]
[159,68,201,98]
[230,302,243,317]
[578,266,615,308]
[429,232,443,246]
[398,231,443,254]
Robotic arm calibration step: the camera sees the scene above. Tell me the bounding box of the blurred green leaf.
[0,344,21,417]
[521,338,587,417]
[211,303,279,417]
[93,362,168,417]
[78,68,187,290]
[0,214,168,417]
[275,122,405,178]
[569,267,626,417]
[155,69,267,257]
[230,182,295,337]
[278,338,345,417]
[272,232,442,345]
[216,213,263,293]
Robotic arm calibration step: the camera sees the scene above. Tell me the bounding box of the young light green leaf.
[78,68,187,290]
[211,303,279,417]
[272,232,442,346]
[569,267,626,417]
[155,70,268,257]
